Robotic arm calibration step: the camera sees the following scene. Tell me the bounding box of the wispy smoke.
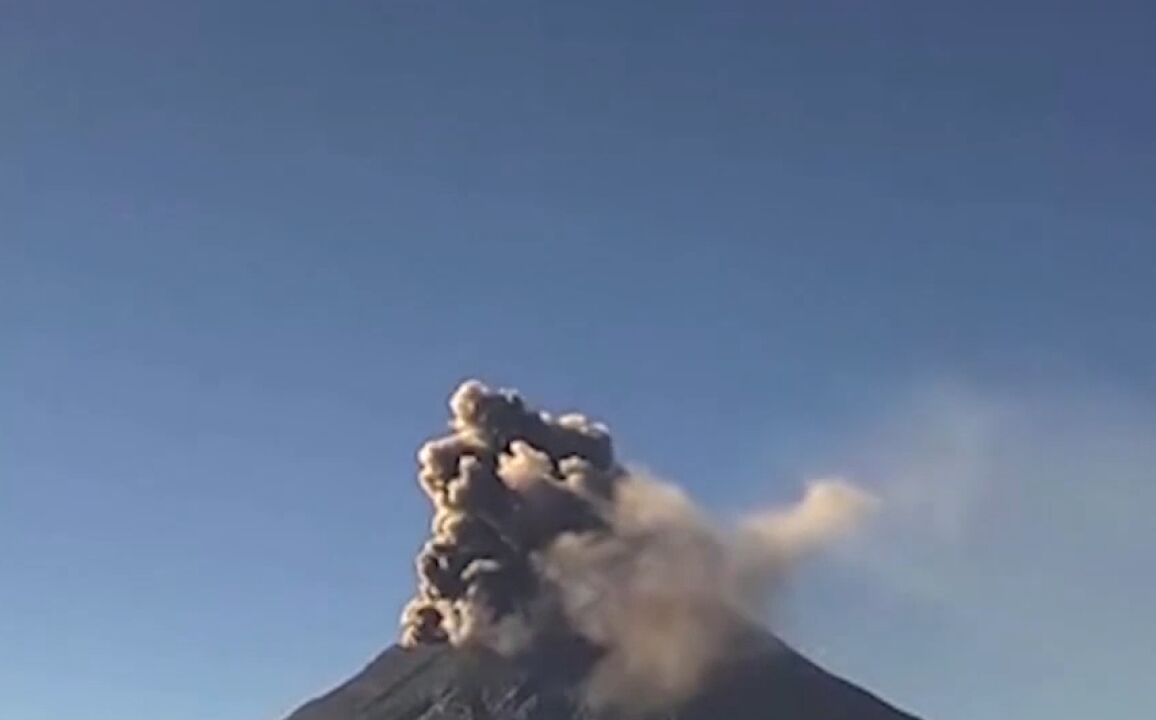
[828,380,1156,638]
[541,471,875,712]
[400,380,876,713]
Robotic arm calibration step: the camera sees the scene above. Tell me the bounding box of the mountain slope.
[285,632,921,720]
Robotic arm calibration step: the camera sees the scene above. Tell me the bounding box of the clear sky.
[3,2,1155,719]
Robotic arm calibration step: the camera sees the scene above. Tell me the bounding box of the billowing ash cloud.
[400,380,876,713]
[399,380,619,648]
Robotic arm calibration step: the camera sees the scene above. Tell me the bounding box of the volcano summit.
[283,381,921,720]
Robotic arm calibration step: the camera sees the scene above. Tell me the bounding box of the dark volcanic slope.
[285,634,921,720]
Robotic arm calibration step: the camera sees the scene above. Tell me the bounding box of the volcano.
[284,630,920,720]
[283,380,922,720]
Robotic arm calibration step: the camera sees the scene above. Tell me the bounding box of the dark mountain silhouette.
[284,628,921,720]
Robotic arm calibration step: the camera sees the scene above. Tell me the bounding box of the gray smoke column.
[400,380,877,713]
[399,380,620,648]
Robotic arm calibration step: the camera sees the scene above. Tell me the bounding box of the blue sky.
[2,2,1155,719]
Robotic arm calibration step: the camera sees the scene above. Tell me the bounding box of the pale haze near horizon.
[2,3,1155,720]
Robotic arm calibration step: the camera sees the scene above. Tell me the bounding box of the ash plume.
[400,380,876,713]
[399,380,619,648]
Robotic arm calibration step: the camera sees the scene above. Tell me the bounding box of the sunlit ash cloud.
[398,380,876,714]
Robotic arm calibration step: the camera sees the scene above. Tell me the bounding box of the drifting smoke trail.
[400,381,876,713]
[541,472,876,712]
